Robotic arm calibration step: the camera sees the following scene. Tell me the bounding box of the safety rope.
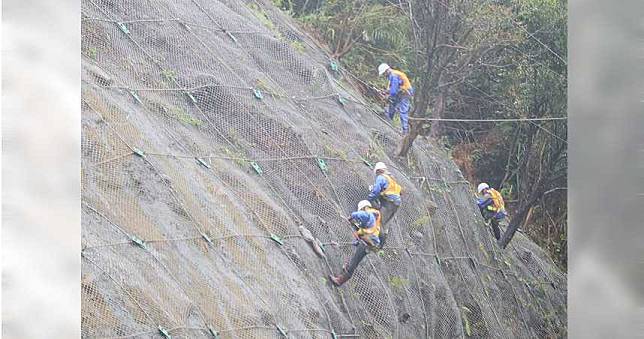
[408,116,567,122]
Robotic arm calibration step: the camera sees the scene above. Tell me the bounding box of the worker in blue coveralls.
[367,161,402,248]
[476,182,508,241]
[378,63,414,134]
[330,200,382,287]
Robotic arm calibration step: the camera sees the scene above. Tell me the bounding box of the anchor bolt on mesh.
[130,235,148,250]
[158,326,172,339]
[196,157,211,169]
[317,158,328,173]
[116,22,130,34]
[270,233,284,246]
[250,161,263,175]
[207,325,220,338]
[132,148,145,158]
[253,88,264,100]
[128,90,143,104]
[276,324,288,337]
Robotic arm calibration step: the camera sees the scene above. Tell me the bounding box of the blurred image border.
[568,0,644,337]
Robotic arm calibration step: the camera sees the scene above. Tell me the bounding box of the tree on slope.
[398,0,523,156]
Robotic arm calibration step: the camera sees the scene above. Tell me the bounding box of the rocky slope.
[81,0,567,337]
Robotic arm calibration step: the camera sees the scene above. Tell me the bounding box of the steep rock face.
[81,0,567,338]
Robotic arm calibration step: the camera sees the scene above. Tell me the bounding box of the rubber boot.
[490,220,501,241]
[329,273,350,287]
[378,232,388,249]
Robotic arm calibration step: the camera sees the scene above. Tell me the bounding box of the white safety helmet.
[357,200,372,211]
[477,182,490,194]
[378,63,390,76]
[373,162,387,174]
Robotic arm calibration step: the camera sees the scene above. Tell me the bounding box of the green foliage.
[297,1,411,82]
[500,185,513,200]
[323,144,348,160]
[479,243,490,261]
[461,306,472,336]
[366,138,387,161]
[289,40,306,53]
[161,69,176,84]
[248,3,278,33]
[271,0,292,10]
[254,78,288,98]
[223,147,248,167]
[88,47,98,60]
[169,107,203,126]
[391,113,401,128]
[388,276,409,290]
[410,215,431,232]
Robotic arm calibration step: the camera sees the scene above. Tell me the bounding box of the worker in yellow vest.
[378,63,414,134]
[367,162,402,248]
[476,183,508,240]
[330,200,382,287]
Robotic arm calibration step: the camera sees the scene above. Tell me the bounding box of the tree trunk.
[500,127,521,188]
[522,206,534,229]
[397,122,421,156]
[499,202,531,248]
[429,91,445,138]
[397,81,433,157]
[498,183,543,248]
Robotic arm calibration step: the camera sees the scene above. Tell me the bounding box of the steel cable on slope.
[409,116,567,122]
[464,82,568,144]
[509,245,566,330]
[83,204,294,337]
[194,3,422,333]
[85,0,343,240]
[182,5,354,226]
[83,34,298,333]
[89,67,359,334]
[88,46,352,334]
[446,175,535,336]
[427,178,499,337]
[443,185,527,338]
[85,0,240,151]
[96,325,361,339]
[416,152,453,337]
[447,165,540,333]
[83,255,160,336]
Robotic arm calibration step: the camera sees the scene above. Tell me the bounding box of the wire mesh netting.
[81,0,567,338]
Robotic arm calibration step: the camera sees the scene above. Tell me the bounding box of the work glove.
[351,231,361,246]
[372,199,381,210]
[368,185,373,191]
[347,217,359,231]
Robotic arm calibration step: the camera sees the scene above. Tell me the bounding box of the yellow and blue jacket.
[478,188,507,218]
[368,173,402,205]
[388,69,413,97]
[350,208,382,246]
